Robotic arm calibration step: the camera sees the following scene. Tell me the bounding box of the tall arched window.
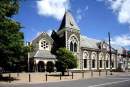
[70,41,73,51]
[99,53,104,68]
[83,51,89,69]
[105,54,109,68]
[69,35,78,52]
[91,52,97,69]
[74,42,77,52]
[112,54,115,68]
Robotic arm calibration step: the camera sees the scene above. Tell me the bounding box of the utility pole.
[27,42,30,72]
[108,32,112,75]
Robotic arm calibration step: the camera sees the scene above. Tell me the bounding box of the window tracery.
[69,36,78,52]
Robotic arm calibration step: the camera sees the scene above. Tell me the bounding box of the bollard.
[9,73,11,83]
[91,70,93,77]
[99,70,101,76]
[60,73,61,80]
[29,73,31,82]
[72,72,73,79]
[46,74,47,82]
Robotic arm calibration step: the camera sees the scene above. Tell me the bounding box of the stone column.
[89,51,92,70]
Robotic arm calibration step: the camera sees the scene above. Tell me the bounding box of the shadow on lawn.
[0,75,18,82]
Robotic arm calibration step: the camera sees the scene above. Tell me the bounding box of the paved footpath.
[0,75,130,87]
[0,71,130,87]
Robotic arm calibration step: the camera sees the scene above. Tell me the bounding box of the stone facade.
[30,11,128,72]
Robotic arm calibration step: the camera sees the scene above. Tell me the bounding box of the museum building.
[30,11,128,72]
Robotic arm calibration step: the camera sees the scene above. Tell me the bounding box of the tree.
[0,0,25,72]
[56,48,77,75]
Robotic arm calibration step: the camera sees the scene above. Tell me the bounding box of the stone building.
[30,11,128,72]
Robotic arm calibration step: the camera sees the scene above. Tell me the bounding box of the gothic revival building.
[30,11,128,72]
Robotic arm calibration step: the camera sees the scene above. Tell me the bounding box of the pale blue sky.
[13,0,130,49]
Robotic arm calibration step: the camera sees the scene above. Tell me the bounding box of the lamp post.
[108,32,112,75]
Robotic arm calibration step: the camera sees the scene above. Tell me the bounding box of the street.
[0,75,130,87]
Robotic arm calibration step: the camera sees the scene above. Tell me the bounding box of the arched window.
[105,54,109,68]
[74,42,77,52]
[112,54,115,68]
[91,52,97,69]
[69,35,78,52]
[83,51,89,68]
[99,53,104,68]
[92,59,95,68]
[70,41,73,51]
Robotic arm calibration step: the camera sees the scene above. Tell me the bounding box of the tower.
[57,11,80,68]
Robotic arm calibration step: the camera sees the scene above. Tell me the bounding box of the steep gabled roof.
[58,11,79,31]
[31,32,53,44]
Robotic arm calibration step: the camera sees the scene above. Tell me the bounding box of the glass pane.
[74,43,77,52]
[100,60,102,68]
[106,60,108,68]
[70,42,73,51]
[92,60,95,68]
[84,59,87,68]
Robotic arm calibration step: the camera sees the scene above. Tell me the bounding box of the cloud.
[76,9,82,23]
[36,0,70,20]
[36,32,42,36]
[111,34,130,47]
[97,0,130,25]
[107,0,130,24]
[76,6,88,23]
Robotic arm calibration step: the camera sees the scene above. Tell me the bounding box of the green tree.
[56,48,77,75]
[0,0,25,72]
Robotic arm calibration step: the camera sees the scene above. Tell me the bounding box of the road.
[0,75,130,87]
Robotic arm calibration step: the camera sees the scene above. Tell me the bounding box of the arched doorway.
[38,61,45,72]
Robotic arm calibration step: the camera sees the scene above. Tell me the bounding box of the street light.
[108,32,112,75]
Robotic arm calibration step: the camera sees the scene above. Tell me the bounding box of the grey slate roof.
[34,50,56,59]
[58,11,79,31]
[80,35,99,49]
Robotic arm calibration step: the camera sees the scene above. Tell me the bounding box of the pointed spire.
[58,10,79,31]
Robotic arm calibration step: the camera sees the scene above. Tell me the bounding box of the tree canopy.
[0,0,25,71]
[56,48,77,75]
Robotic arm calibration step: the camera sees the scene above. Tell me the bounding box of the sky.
[13,0,130,49]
